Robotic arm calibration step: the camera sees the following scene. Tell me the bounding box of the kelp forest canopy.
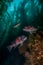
[0,0,43,47]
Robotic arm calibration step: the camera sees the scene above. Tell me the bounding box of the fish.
[23,26,37,34]
[14,23,21,28]
[7,41,23,52]
[7,36,27,52]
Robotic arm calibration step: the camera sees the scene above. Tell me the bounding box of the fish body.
[7,36,27,52]
[14,23,21,28]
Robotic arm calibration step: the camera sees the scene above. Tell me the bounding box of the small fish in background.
[14,23,21,28]
[23,26,37,34]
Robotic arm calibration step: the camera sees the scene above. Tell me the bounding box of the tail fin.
[7,46,12,52]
